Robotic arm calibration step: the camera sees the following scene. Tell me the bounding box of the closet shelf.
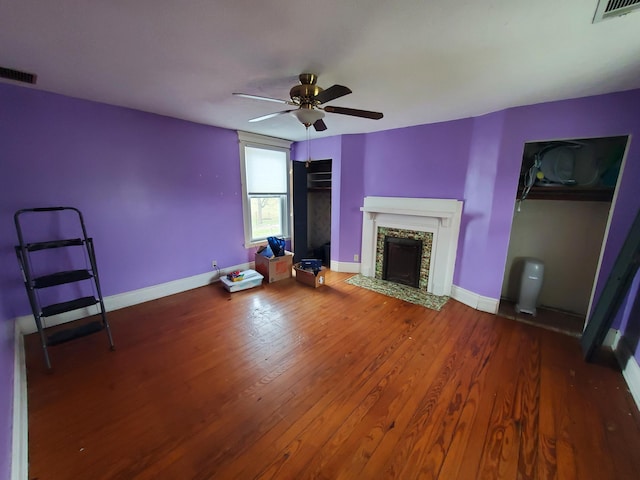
[518,185,614,202]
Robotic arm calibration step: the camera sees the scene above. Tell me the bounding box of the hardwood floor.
[25,271,640,479]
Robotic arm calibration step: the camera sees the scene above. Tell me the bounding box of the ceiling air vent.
[0,66,38,84]
[593,0,640,22]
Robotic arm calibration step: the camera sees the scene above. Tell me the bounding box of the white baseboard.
[17,262,254,335]
[613,335,640,413]
[603,328,621,349]
[450,285,499,314]
[331,260,360,273]
[11,322,27,480]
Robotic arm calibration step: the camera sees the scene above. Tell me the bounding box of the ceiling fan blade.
[314,85,352,104]
[248,110,295,122]
[233,93,294,105]
[313,119,327,132]
[323,105,383,120]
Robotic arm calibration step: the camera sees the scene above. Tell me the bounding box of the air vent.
[593,0,640,22]
[0,66,38,85]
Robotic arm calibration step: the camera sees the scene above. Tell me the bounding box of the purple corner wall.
[454,110,511,296]
[337,135,366,262]
[293,135,357,264]
[294,119,473,267]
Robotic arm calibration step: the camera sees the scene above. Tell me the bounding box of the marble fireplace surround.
[360,197,463,296]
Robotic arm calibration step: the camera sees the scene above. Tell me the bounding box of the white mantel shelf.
[360,196,463,296]
[360,206,456,226]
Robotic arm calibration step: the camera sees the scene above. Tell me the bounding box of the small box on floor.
[300,258,323,270]
[220,269,263,292]
[254,247,293,283]
[294,262,326,288]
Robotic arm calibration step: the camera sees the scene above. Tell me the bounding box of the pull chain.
[305,126,311,168]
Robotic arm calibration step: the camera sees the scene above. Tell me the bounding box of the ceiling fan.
[233,73,383,131]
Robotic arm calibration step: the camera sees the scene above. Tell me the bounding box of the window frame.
[238,131,293,248]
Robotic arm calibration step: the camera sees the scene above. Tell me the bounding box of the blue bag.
[267,236,286,257]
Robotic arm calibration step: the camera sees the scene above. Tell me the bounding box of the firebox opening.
[382,236,423,288]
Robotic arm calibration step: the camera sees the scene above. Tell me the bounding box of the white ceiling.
[1,0,640,142]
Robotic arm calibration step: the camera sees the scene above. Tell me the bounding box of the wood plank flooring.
[24,271,640,479]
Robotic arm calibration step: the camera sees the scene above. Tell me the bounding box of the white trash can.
[515,258,544,316]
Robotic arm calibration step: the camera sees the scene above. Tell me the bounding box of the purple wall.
[338,135,366,263]
[363,120,472,200]
[1,83,250,319]
[0,296,13,480]
[454,110,510,296]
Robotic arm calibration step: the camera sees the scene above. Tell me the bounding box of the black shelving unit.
[14,207,114,369]
[306,159,332,190]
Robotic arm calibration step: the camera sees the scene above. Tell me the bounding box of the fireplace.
[382,236,423,287]
[360,197,463,296]
[375,227,433,290]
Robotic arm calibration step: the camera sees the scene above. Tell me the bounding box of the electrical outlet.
[354,254,359,262]
[212,260,217,269]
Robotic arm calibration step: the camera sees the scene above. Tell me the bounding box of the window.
[238,132,292,247]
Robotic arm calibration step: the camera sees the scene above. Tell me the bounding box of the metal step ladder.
[14,207,115,369]
[581,208,640,360]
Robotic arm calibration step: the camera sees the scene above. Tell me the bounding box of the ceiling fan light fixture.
[291,108,325,126]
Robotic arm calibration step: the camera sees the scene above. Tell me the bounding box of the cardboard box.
[300,258,323,270]
[294,263,326,288]
[254,248,293,283]
[220,269,263,292]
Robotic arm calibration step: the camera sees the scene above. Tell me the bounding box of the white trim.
[11,322,27,480]
[330,260,360,273]
[237,131,292,149]
[613,335,640,412]
[603,328,621,350]
[238,131,293,248]
[17,262,253,335]
[584,136,631,322]
[451,284,499,314]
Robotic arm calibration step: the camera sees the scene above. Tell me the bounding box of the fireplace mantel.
[359,197,463,296]
[361,206,456,227]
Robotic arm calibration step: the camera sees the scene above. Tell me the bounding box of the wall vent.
[0,66,37,84]
[593,0,640,22]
